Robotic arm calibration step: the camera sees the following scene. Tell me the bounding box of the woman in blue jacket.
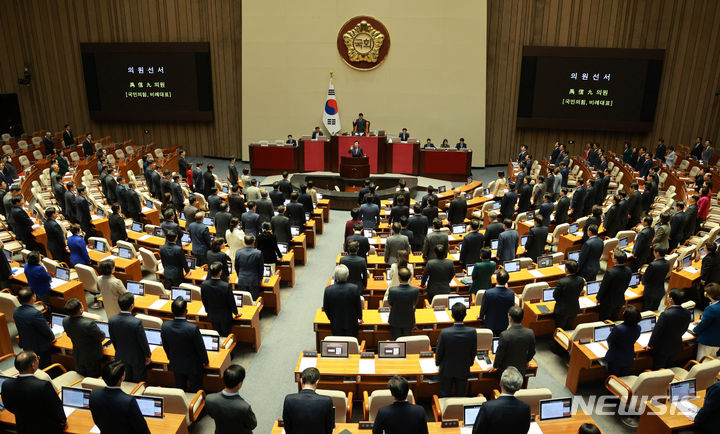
[693,283,720,360]
[605,305,641,376]
[68,224,91,266]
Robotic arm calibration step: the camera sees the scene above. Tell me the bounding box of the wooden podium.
[340,156,370,179]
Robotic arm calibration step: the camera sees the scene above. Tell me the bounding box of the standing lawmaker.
[89,361,150,434]
[282,367,334,434]
[322,265,362,338]
[161,297,209,392]
[109,293,151,382]
[348,140,364,157]
[206,364,257,434]
[352,113,370,136]
[435,303,477,397]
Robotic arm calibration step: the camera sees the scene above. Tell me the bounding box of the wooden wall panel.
[486,0,720,165]
[0,0,242,159]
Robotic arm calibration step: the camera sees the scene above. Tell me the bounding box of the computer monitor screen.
[232,291,244,308]
[3,249,11,262]
[618,237,628,248]
[539,398,572,421]
[452,224,465,235]
[171,288,191,301]
[537,256,553,268]
[639,316,657,333]
[51,313,66,332]
[492,201,501,210]
[467,264,474,276]
[569,223,578,233]
[202,335,219,351]
[542,288,555,302]
[378,341,406,358]
[181,232,191,244]
[586,281,600,295]
[438,186,447,193]
[278,243,288,254]
[145,199,153,209]
[670,379,697,402]
[682,255,691,268]
[492,337,499,354]
[526,210,534,220]
[263,265,272,278]
[464,404,482,427]
[131,221,143,232]
[203,216,213,226]
[56,267,70,281]
[291,226,300,237]
[62,387,92,409]
[568,251,580,262]
[96,208,105,218]
[483,188,490,196]
[491,239,498,250]
[320,341,349,358]
[180,212,186,221]
[118,246,132,259]
[448,295,471,309]
[186,256,196,270]
[145,328,162,346]
[154,227,164,237]
[134,396,164,418]
[363,229,373,238]
[629,273,640,287]
[96,321,110,339]
[503,260,520,273]
[593,325,613,342]
[94,240,106,253]
[687,307,694,321]
[126,280,144,296]
[520,235,528,247]
[222,185,229,194]
[305,213,311,221]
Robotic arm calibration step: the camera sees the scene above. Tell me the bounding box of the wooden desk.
[318,199,330,222]
[11,267,87,311]
[88,250,143,282]
[184,269,281,315]
[669,257,701,290]
[0,314,13,357]
[292,234,308,265]
[303,219,317,248]
[249,143,300,176]
[420,149,472,182]
[277,250,296,287]
[637,390,704,434]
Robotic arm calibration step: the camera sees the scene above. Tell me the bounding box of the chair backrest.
[70,151,80,162]
[18,155,30,168]
[368,389,414,421]
[430,294,450,308]
[681,300,696,311]
[396,335,431,354]
[316,389,349,423]
[106,154,116,165]
[33,150,43,161]
[0,134,10,143]
[322,336,360,354]
[440,396,488,420]
[41,257,59,274]
[575,217,588,229]
[615,230,636,243]
[0,292,20,321]
[81,377,107,390]
[518,257,533,269]
[115,149,125,160]
[75,264,99,293]
[514,388,553,416]
[521,282,549,304]
[570,321,606,341]
[551,223,569,240]
[476,328,493,351]
[125,145,135,156]
[154,148,164,160]
[686,359,720,390]
[665,253,679,276]
[17,140,28,149]
[95,142,103,151]
[140,280,168,297]
[630,370,675,403]
[235,290,255,306]
[677,160,689,171]
[134,313,163,329]
[602,238,619,259]
[143,386,192,424]
[1,144,12,155]
[688,166,700,178]
[138,247,158,273]
[82,311,102,321]
[550,252,565,264]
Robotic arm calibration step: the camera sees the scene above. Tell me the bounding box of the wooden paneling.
[0,0,242,159]
[486,0,720,165]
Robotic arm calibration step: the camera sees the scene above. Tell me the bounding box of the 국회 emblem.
[337,16,390,71]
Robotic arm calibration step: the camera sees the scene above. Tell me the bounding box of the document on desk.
[684,266,699,274]
[527,422,544,434]
[138,234,152,241]
[624,289,637,298]
[148,299,169,310]
[63,406,77,417]
[557,264,566,272]
[89,425,101,433]
[50,278,66,289]
[141,207,152,213]
[585,342,608,358]
[675,400,699,421]
[197,306,207,316]
[298,357,318,372]
[358,359,375,374]
[578,297,596,308]
[434,311,451,322]
[419,358,438,374]
[477,358,493,371]
[149,344,160,353]
[449,279,458,287]
[379,312,389,323]
[636,332,651,348]
[460,428,473,434]
[450,253,460,261]
[104,255,118,261]
[528,269,545,278]
[682,331,695,340]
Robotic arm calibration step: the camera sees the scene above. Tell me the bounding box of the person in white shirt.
[226,217,246,273]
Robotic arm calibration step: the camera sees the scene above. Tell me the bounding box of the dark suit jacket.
[149,170,161,199]
[538,201,554,226]
[89,387,150,434]
[286,202,306,227]
[435,323,477,379]
[387,284,419,329]
[627,190,642,224]
[578,236,603,277]
[189,221,212,256]
[108,212,128,245]
[517,183,531,212]
[160,241,190,282]
[105,176,118,204]
[269,190,285,208]
[603,204,620,237]
[701,251,720,284]
[2,375,66,433]
[271,214,292,243]
[256,231,281,264]
[524,225,548,261]
[497,229,519,263]
[339,254,368,292]
[460,231,484,267]
[472,395,530,434]
[484,222,504,247]
[207,194,222,217]
[235,247,264,289]
[373,401,429,434]
[494,324,536,376]
[479,286,515,332]
[389,205,409,225]
[127,189,142,216]
[643,258,670,300]
[228,164,239,186]
[553,274,585,317]
[63,315,105,371]
[82,138,93,157]
[63,129,74,147]
[633,226,655,266]
[11,206,33,242]
[228,194,246,219]
[423,230,449,260]
[649,305,691,361]
[282,389,334,434]
[500,191,517,219]
[597,265,632,308]
[407,214,429,251]
[203,170,215,198]
[108,311,151,374]
[605,323,641,368]
[160,318,209,374]
[278,179,293,199]
[421,258,455,300]
[193,167,204,191]
[14,304,54,353]
[44,218,67,260]
[670,211,686,244]
[214,211,232,241]
[179,157,189,178]
[201,278,238,328]
[298,193,313,214]
[448,197,468,225]
[323,282,362,335]
[206,392,257,434]
[255,198,274,223]
[421,205,439,222]
[694,381,720,433]
[241,211,261,236]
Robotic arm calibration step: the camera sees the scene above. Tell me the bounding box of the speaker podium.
[340,156,370,179]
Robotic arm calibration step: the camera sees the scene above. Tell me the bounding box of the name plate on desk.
[361,352,375,359]
[358,421,374,429]
[441,420,459,428]
[420,351,434,358]
[433,306,446,311]
[302,351,317,357]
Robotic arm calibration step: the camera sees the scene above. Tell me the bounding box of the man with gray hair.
[471,366,530,434]
[322,264,362,338]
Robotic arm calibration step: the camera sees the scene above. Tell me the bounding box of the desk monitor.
[466,264,475,276]
[94,239,106,253]
[202,334,220,352]
[639,316,657,334]
[126,280,144,296]
[154,227,164,237]
[56,266,70,281]
[537,255,553,269]
[492,201,501,210]
[291,226,301,237]
[305,213,311,221]
[203,216,213,226]
[682,255,692,268]
[687,307,694,321]
[3,249,10,262]
[448,295,471,309]
[586,281,600,296]
[483,188,490,196]
[670,379,697,402]
[135,396,164,418]
[96,208,105,218]
[232,291,244,308]
[145,328,162,346]
[186,256,196,270]
[463,404,482,427]
[618,237,629,249]
[96,321,110,339]
[629,273,640,287]
[538,397,572,421]
[567,251,580,262]
[51,313,66,332]
[503,260,520,273]
[263,265,272,278]
[378,341,406,359]
[452,224,466,235]
[526,210,535,220]
[700,247,708,259]
[181,232,191,244]
[593,325,614,342]
[131,221,143,232]
[520,235,528,247]
[320,341,349,358]
[492,337,499,354]
[222,185,229,194]
[171,288,192,301]
[438,186,447,193]
[363,229,373,238]
[542,288,555,302]
[490,239,499,250]
[180,212,185,221]
[118,246,133,259]
[568,223,579,234]
[278,243,289,255]
[62,387,92,409]
[145,199,153,209]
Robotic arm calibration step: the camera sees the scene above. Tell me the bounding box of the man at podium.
[348,141,364,157]
[352,113,370,136]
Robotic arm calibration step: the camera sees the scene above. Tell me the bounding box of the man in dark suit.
[89,361,151,434]
[472,367,530,434]
[603,195,621,237]
[669,201,686,250]
[74,186,93,237]
[399,216,414,247]
[407,205,429,252]
[62,181,77,223]
[82,132,93,157]
[484,213,504,247]
[42,131,55,155]
[104,171,118,205]
[298,184,314,214]
[201,263,238,336]
[161,297,209,392]
[278,171,293,199]
[569,182,587,221]
[626,183,642,228]
[516,177,531,213]
[497,219,519,263]
[271,205,292,244]
[642,247,670,311]
[109,293,151,381]
[227,157,239,186]
[494,306,535,376]
[373,376,428,434]
[447,190,468,225]
[10,197,44,254]
[423,218,449,260]
[479,269,515,335]
[207,187,222,218]
[348,140,364,157]
[500,182,517,220]
[147,164,161,199]
[641,176,658,214]
[43,207,68,263]
[269,182,285,208]
[460,219,484,268]
[553,259,585,330]
[203,164,216,198]
[62,123,74,147]
[685,195,699,240]
[387,267,419,339]
[582,179,596,217]
[701,241,720,287]
[235,234,264,300]
[170,174,185,212]
[648,288,692,369]
[398,128,410,141]
[228,185,246,219]
[126,182,142,221]
[189,211,212,265]
[435,303,477,397]
[160,230,191,289]
[62,297,105,377]
[312,126,324,140]
[524,215,548,262]
[14,288,55,368]
[694,379,720,433]
[339,240,368,293]
[206,364,257,434]
[213,202,232,240]
[421,245,455,301]
[597,250,632,321]
[193,162,204,193]
[256,190,274,224]
[178,150,189,178]
[517,144,528,163]
[389,196,409,224]
[286,192,307,227]
[632,217,655,271]
[2,351,67,433]
[578,224,603,282]
[282,367,334,433]
[322,265,362,337]
[160,170,172,198]
[538,194,554,226]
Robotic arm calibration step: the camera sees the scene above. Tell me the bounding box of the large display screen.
[80,42,213,122]
[517,47,664,132]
